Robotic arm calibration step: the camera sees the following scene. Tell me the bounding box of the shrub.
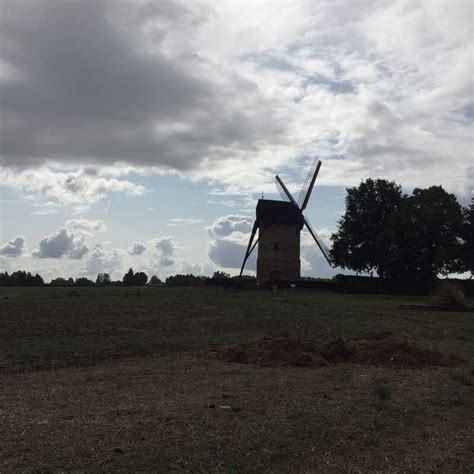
[431,282,466,309]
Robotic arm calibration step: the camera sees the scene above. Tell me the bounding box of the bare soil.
[1,287,473,472]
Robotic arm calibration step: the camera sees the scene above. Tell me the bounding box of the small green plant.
[431,282,466,309]
[376,383,393,400]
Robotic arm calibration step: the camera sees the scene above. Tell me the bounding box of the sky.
[0,0,473,282]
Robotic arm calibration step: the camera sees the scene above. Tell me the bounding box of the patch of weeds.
[449,371,473,387]
[376,383,393,400]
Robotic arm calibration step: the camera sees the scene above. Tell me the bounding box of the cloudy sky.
[1,0,473,281]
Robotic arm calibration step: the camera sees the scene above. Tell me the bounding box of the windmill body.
[256,199,303,283]
[240,156,332,283]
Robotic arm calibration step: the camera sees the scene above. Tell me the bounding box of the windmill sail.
[275,175,298,207]
[297,157,321,210]
[303,216,332,266]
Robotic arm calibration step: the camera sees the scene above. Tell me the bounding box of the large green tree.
[381,186,463,279]
[453,203,474,277]
[330,178,403,277]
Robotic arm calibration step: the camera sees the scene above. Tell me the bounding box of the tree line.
[0,268,235,287]
[330,180,473,279]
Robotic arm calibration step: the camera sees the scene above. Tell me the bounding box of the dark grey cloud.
[33,228,88,259]
[129,242,146,256]
[152,237,175,266]
[0,235,26,257]
[207,215,255,271]
[0,0,284,170]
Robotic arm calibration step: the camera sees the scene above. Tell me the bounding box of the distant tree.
[96,273,111,286]
[10,270,28,286]
[165,274,208,287]
[149,275,162,285]
[50,277,73,287]
[212,271,230,280]
[134,271,148,286]
[123,268,135,286]
[32,274,44,286]
[0,271,44,286]
[460,203,474,277]
[75,277,95,287]
[383,186,463,279]
[0,272,10,286]
[330,178,403,277]
[447,203,474,277]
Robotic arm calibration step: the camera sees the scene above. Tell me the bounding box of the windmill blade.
[297,157,321,211]
[275,175,298,207]
[239,221,258,277]
[303,216,332,266]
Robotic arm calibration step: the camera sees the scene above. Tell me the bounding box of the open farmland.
[1,287,473,472]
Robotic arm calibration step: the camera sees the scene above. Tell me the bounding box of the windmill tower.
[240,156,332,283]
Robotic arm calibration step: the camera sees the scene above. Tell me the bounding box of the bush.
[431,282,466,308]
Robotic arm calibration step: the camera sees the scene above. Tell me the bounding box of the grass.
[1,287,473,471]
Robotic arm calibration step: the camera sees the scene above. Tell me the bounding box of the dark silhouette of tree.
[460,203,474,277]
[123,268,135,286]
[75,277,94,287]
[0,272,10,286]
[330,178,403,277]
[96,273,111,286]
[0,271,44,286]
[149,275,162,285]
[165,274,208,287]
[380,186,463,279]
[212,271,230,279]
[134,271,148,286]
[445,202,473,278]
[122,268,148,286]
[50,277,74,286]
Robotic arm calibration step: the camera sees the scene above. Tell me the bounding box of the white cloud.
[206,214,254,238]
[0,167,146,207]
[167,218,204,226]
[65,218,107,236]
[129,242,146,255]
[85,244,125,279]
[0,235,26,257]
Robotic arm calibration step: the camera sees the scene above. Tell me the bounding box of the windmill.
[239,156,332,283]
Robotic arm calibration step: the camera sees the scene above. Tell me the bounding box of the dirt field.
[1,287,473,472]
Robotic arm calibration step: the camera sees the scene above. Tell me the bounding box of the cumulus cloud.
[0,235,26,257]
[32,218,106,260]
[85,244,125,278]
[33,228,88,259]
[150,237,176,267]
[129,242,146,256]
[1,0,472,203]
[0,168,145,207]
[0,0,284,175]
[206,215,254,238]
[207,215,255,271]
[65,218,107,236]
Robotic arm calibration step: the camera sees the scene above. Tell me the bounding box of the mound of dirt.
[207,335,328,368]
[208,332,465,369]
